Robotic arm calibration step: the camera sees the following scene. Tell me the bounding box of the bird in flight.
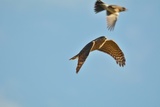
[94,0,127,31]
[70,36,126,73]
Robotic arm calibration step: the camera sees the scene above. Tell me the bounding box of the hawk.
[70,36,126,73]
[94,0,127,31]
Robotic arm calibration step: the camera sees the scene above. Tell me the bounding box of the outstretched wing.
[70,41,94,73]
[70,36,106,73]
[106,13,118,31]
[98,40,125,66]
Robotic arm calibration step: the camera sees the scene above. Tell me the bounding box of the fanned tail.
[94,0,105,13]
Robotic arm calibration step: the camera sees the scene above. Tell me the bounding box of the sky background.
[0,0,160,107]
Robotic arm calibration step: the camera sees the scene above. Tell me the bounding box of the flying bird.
[70,36,126,73]
[94,0,127,31]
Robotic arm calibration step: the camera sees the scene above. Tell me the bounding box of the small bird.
[70,36,126,73]
[94,0,127,31]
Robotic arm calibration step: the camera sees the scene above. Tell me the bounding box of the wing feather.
[98,40,125,66]
[106,13,118,31]
[70,41,94,73]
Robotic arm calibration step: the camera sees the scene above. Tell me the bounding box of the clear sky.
[0,0,160,107]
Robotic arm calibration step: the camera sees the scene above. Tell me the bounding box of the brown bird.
[94,0,127,31]
[70,36,126,73]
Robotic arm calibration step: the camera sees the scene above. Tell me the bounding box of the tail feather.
[94,0,105,13]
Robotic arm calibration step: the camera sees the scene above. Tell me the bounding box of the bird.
[94,0,127,31]
[70,36,126,73]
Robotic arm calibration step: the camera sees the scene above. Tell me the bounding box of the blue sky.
[0,0,160,107]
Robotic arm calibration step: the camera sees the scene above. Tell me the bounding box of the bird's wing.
[70,36,107,73]
[98,40,125,66]
[106,13,118,31]
[70,41,95,73]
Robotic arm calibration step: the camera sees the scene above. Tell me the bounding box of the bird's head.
[121,7,127,12]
